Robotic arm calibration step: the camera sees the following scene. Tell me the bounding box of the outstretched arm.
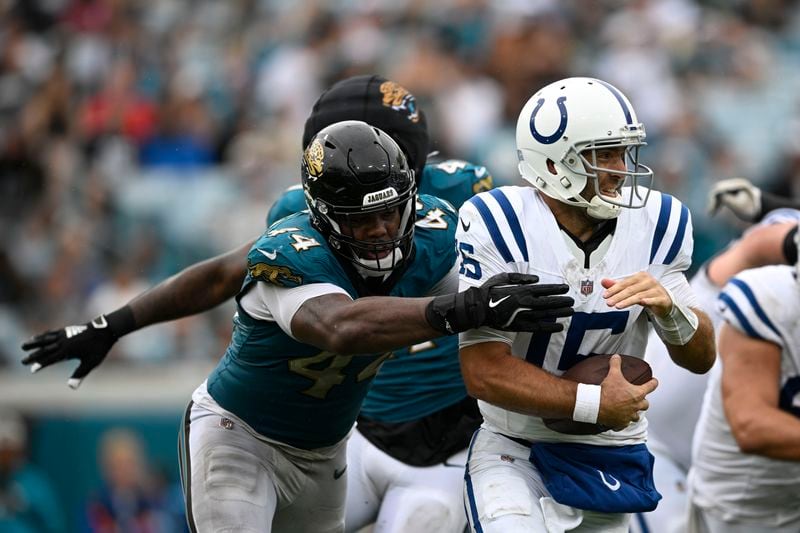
[707,222,797,288]
[292,293,441,354]
[290,273,575,355]
[128,239,253,327]
[21,239,255,388]
[720,323,800,460]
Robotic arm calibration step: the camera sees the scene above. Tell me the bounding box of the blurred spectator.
[5,0,800,367]
[0,410,65,533]
[78,57,157,150]
[139,90,216,169]
[81,428,178,533]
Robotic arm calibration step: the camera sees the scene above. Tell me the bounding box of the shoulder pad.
[718,266,791,346]
[246,216,342,289]
[415,194,458,230]
[266,185,306,228]
[421,159,494,208]
[646,192,693,268]
[458,186,530,265]
[412,194,458,270]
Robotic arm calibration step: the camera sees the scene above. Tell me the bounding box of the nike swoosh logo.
[259,249,277,260]
[598,470,621,491]
[65,325,88,339]
[488,295,511,308]
[460,218,471,232]
[333,465,347,480]
[91,316,108,329]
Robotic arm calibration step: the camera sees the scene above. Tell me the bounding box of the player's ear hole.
[547,159,558,175]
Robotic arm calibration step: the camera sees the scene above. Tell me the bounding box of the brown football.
[542,354,652,435]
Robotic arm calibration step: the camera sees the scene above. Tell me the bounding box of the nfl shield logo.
[580,279,594,296]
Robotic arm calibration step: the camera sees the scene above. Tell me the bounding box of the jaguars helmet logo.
[472,175,494,194]
[304,139,324,178]
[248,262,303,286]
[379,81,420,123]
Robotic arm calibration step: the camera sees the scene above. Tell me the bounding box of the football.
[542,354,652,435]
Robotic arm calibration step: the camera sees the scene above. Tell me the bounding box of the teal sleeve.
[266,187,307,227]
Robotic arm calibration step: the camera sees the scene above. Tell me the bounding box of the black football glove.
[426,273,574,334]
[21,306,136,389]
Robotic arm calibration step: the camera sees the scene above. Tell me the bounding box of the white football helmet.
[516,77,654,219]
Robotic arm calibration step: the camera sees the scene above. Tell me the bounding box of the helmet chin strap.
[586,195,622,220]
[352,247,405,279]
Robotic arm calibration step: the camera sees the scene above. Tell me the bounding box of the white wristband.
[648,287,699,346]
[573,383,601,424]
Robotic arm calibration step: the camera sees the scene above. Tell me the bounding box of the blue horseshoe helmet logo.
[529,96,568,145]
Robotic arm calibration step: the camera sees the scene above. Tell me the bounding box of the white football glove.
[707,178,762,222]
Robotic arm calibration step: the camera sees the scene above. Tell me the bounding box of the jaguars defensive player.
[24,119,573,533]
[687,227,800,532]
[268,79,499,532]
[456,77,715,532]
[267,158,495,533]
[21,76,497,532]
[267,75,497,533]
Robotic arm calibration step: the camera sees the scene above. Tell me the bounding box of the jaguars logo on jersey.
[380,81,419,123]
[303,139,324,178]
[248,261,303,286]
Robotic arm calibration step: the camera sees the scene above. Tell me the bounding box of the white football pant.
[346,428,468,533]
[179,402,348,533]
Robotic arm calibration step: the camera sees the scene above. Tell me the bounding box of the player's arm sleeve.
[649,194,698,308]
[239,281,350,339]
[455,196,519,348]
[661,270,699,309]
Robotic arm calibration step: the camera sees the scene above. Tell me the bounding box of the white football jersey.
[689,265,800,524]
[457,186,695,445]
[646,209,800,470]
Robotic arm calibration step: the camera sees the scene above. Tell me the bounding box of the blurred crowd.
[3,0,800,370]
[0,408,187,533]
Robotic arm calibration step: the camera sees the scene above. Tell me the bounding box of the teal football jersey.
[262,160,493,423]
[421,158,493,209]
[206,195,458,449]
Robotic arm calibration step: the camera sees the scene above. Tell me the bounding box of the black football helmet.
[302,120,417,275]
[303,74,430,180]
